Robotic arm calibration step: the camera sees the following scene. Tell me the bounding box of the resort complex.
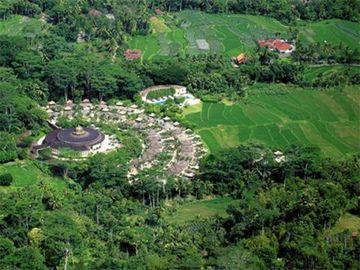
[35,97,206,180]
[1,1,359,268]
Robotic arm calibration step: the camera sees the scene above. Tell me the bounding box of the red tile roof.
[258,39,293,52]
[236,53,247,64]
[124,49,142,60]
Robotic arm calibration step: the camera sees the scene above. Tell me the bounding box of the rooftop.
[124,49,142,60]
[258,39,293,52]
[43,126,105,151]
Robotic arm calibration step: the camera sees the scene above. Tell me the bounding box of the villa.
[258,39,295,54]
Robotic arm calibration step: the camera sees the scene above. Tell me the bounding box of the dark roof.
[43,128,105,151]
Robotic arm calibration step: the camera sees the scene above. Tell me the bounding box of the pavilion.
[41,126,105,157]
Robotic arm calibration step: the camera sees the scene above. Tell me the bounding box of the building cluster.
[129,116,206,180]
[140,85,201,106]
[41,99,206,180]
[257,39,295,54]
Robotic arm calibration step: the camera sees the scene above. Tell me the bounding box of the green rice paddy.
[129,11,360,59]
[184,85,360,157]
[304,65,360,81]
[129,11,288,59]
[299,19,360,49]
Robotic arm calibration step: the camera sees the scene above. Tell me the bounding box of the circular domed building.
[41,126,106,157]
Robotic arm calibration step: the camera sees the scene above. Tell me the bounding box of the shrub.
[0,132,18,164]
[0,173,13,186]
[18,149,29,160]
[175,96,185,104]
[38,148,52,161]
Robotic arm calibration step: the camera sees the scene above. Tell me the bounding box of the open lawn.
[184,85,360,157]
[0,161,69,192]
[128,11,360,59]
[165,197,235,225]
[0,15,45,37]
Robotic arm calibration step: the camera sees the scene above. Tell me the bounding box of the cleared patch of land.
[0,15,45,36]
[184,85,360,157]
[165,197,235,224]
[0,161,69,192]
[324,213,360,236]
[128,11,359,59]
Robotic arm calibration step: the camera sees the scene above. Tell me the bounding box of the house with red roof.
[236,53,247,64]
[258,39,295,54]
[231,53,247,66]
[124,49,142,60]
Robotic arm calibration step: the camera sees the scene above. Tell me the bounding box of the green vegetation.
[0,1,359,269]
[0,15,44,37]
[0,173,13,186]
[129,11,359,59]
[299,19,360,49]
[165,197,234,224]
[129,11,288,58]
[304,65,360,81]
[0,161,68,191]
[184,85,360,156]
[324,213,360,236]
[147,87,175,99]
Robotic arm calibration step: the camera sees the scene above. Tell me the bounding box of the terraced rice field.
[299,19,360,49]
[128,11,360,59]
[184,86,360,157]
[129,11,288,59]
[304,65,360,81]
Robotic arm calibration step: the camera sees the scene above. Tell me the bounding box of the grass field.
[128,11,360,59]
[165,197,235,224]
[0,161,68,192]
[184,85,360,157]
[324,213,360,237]
[0,15,45,37]
[299,19,360,49]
